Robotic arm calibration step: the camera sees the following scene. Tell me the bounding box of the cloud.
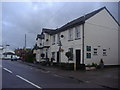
[2,2,119,49]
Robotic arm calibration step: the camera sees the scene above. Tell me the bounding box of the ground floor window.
[68,48,73,60]
[93,48,97,55]
[52,52,55,59]
[103,49,107,56]
[86,53,91,59]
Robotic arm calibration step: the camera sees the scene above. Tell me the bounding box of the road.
[2,60,109,89]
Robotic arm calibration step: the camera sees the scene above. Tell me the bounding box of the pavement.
[18,60,120,89]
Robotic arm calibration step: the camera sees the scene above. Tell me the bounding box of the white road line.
[40,70,50,73]
[16,75,42,89]
[54,74,63,78]
[3,68,13,74]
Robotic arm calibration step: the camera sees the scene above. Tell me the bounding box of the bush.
[65,51,73,62]
[25,53,35,63]
[92,62,97,67]
[40,61,47,66]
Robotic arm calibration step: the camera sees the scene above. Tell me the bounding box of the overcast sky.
[2,2,119,50]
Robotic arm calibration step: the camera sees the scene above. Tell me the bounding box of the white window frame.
[68,28,73,41]
[57,33,60,44]
[52,52,55,59]
[75,26,80,39]
[52,35,55,45]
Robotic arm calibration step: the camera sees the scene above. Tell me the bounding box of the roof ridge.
[40,6,119,35]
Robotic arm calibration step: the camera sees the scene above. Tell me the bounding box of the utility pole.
[24,34,26,49]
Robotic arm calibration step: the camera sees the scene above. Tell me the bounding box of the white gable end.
[86,9,119,30]
[84,8,119,65]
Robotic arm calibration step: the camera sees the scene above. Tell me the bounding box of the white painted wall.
[50,25,82,63]
[84,9,119,65]
[0,47,3,59]
[36,33,51,62]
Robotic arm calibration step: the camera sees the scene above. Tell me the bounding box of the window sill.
[52,43,55,45]
[103,55,107,56]
[86,58,91,59]
[68,39,73,41]
[75,38,81,40]
[93,54,98,55]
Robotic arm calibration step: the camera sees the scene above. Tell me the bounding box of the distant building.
[2,45,15,60]
[0,46,3,59]
[35,7,119,70]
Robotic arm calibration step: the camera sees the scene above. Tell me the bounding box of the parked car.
[11,55,20,61]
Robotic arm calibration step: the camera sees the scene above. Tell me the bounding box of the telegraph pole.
[24,34,26,49]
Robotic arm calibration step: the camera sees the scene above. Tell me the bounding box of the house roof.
[43,28,56,35]
[38,7,119,36]
[3,52,15,55]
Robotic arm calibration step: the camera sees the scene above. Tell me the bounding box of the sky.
[1,1,119,50]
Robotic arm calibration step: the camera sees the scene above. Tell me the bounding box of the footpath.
[18,60,119,89]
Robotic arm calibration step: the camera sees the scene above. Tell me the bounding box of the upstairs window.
[68,28,73,41]
[57,33,60,44]
[52,35,55,45]
[75,26,80,39]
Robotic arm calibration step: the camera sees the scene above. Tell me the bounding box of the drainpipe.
[81,15,85,70]
[82,22,85,64]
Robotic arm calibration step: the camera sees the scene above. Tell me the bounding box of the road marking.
[54,74,63,78]
[16,75,42,89]
[3,68,13,74]
[40,70,50,73]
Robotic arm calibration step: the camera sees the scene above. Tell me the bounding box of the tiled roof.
[38,7,119,36]
[57,7,106,32]
[43,28,57,35]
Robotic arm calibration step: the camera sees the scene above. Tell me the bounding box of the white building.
[2,45,16,60]
[35,7,119,69]
[0,46,3,59]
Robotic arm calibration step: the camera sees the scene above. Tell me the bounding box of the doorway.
[76,49,81,70]
[57,51,59,63]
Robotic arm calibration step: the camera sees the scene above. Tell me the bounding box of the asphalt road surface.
[2,60,108,89]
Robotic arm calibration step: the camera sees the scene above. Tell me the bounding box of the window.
[86,53,91,58]
[69,48,73,54]
[86,46,91,51]
[40,43,42,46]
[103,49,107,56]
[93,48,97,55]
[68,48,73,60]
[57,33,60,44]
[75,26,80,39]
[52,35,55,45]
[41,33,45,39]
[5,54,7,57]
[52,52,55,60]
[68,28,73,41]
